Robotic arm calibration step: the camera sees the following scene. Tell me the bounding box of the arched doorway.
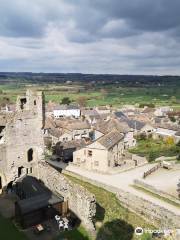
[27,148,33,162]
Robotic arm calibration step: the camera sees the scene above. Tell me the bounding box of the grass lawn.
[63,174,154,240]
[0,215,28,240]
[129,138,180,161]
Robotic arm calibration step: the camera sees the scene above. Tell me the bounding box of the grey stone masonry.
[35,162,96,233]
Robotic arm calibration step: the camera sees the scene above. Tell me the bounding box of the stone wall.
[35,162,96,233]
[63,169,180,229]
[116,191,180,229]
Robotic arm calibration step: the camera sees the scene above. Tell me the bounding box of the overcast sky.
[0,0,180,75]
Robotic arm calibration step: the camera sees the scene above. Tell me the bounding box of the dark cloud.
[0,0,180,74]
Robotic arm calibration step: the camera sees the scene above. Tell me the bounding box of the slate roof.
[122,119,146,130]
[54,104,80,110]
[98,130,124,149]
[81,109,99,116]
[142,107,155,114]
[114,111,127,119]
[95,118,130,134]
[56,139,90,150]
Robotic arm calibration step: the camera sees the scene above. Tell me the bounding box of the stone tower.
[0,90,45,190]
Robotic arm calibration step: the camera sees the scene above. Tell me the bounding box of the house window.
[34,100,36,105]
[88,150,92,157]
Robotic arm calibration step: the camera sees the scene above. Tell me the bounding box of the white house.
[154,107,173,117]
[53,105,81,118]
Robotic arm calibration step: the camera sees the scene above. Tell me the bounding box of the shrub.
[148,151,158,162]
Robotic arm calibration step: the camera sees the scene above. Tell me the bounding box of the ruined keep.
[0,90,45,189]
[0,90,96,232]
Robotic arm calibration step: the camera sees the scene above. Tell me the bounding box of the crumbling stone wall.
[0,90,45,187]
[35,162,96,233]
[63,170,180,229]
[117,190,180,229]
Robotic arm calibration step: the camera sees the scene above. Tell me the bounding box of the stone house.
[73,130,125,173]
[153,127,180,143]
[53,139,90,163]
[95,106,111,115]
[44,118,92,145]
[93,118,136,148]
[123,119,155,135]
[154,106,173,117]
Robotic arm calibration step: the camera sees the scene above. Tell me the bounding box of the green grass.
[55,225,91,240]
[132,185,180,209]
[0,83,180,108]
[0,215,28,240]
[63,174,154,240]
[129,138,180,161]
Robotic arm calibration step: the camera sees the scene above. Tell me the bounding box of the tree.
[76,96,88,107]
[148,151,157,162]
[61,97,71,105]
[165,136,174,145]
[100,88,108,100]
[170,96,177,104]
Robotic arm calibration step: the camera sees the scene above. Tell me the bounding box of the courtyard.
[140,167,180,198]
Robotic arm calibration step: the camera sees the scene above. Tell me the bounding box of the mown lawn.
[63,174,154,240]
[129,138,180,161]
[0,215,28,240]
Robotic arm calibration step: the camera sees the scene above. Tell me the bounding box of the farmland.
[0,81,180,109]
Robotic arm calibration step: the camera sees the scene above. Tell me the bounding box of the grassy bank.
[132,185,180,209]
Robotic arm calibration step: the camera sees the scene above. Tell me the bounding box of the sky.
[0,0,180,75]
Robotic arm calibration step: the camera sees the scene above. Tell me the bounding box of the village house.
[95,106,111,115]
[44,117,92,145]
[53,139,90,163]
[121,118,155,135]
[93,117,136,147]
[53,104,80,118]
[73,130,125,173]
[154,106,173,117]
[153,125,180,143]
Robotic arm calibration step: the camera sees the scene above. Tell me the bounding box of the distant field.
[0,82,180,109]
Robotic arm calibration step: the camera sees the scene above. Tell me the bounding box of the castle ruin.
[0,89,96,232]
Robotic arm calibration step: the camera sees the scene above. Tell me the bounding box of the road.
[48,160,180,215]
